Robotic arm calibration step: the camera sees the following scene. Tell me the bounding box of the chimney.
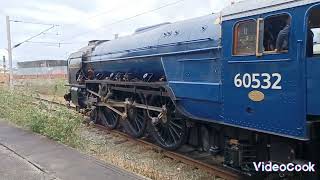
[114,34,119,39]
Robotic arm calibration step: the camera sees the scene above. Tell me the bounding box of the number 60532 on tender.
[234,73,282,90]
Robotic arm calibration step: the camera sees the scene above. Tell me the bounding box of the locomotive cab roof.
[222,0,320,21]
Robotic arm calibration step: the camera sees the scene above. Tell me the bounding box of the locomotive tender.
[66,0,320,178]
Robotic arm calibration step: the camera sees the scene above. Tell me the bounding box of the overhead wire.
[10,5,120,27]
[26,41,80,45]
[23,41,88,48]
[10,20,59,26]
[62,0,185,41]
[59,6,122,29]
[13,25,58,48]
[86,6,120,21]
[9,3,124,47]
[9,0,186,53]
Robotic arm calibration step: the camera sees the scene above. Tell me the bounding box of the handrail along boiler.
[65,0,320,178]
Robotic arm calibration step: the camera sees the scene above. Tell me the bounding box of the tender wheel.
[148,96,188,150]
[98,106,119,129]
[123,94,147,138]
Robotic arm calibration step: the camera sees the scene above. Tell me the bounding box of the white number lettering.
[243,73,251,88]
[261,73,272,89]
[272,73,282,90]
[234,73,282,90]
[234,74,242,88]
[251,73,261,89]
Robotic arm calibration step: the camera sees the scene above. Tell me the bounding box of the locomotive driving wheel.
[149,96,188,150]
[123,94,147,138]
[89,107,99,124]
[98,106,120,129]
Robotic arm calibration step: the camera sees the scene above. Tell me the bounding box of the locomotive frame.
[65,0,320,178]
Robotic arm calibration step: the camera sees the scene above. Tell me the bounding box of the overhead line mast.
[5,16,60,89]
[5,16,13,89]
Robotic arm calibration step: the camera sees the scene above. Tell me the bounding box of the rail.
[34,96,243,180]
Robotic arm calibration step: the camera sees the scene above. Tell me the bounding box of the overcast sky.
[0,0,235,65]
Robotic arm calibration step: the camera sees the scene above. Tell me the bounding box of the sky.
[0,0,236,65]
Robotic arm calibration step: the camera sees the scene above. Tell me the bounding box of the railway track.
[35,96,243,180]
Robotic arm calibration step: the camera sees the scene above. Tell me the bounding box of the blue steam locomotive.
[65,0,320,178]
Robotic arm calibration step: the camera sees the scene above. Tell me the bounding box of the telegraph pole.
[6,16,13,89]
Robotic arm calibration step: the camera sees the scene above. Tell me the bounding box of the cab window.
[233,20,257,55]
[263,14,291,53]
[307,7,320,57]
[311,29,320,56]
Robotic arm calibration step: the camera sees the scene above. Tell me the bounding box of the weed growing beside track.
[0,87,84,148]
[0,86,220,180]
[15,79,68,97]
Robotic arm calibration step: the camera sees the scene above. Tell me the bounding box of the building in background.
[0,66,8,83]
[16,60,67,79]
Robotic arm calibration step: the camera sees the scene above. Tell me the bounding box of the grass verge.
[15,78,68,97]
[0,87,83,148]
[0,86,217,179]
